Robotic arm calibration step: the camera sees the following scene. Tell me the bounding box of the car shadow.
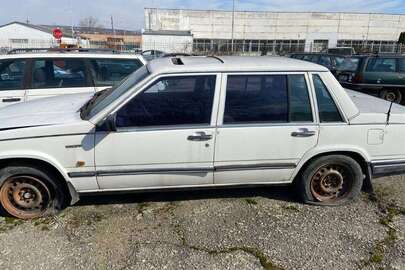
[75,185,299,207]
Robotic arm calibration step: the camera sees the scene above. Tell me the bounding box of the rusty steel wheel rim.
[310,164,353,203]
[0,176,51,219]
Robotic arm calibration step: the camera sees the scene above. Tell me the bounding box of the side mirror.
[97,114,117,132]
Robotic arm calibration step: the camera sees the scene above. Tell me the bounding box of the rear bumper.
[371,159,405,178]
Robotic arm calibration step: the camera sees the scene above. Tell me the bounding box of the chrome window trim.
[102,72,222,130]
[309,72,348,125]
[218,72,317,126]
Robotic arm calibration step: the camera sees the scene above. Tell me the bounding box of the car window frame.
[26,57,93,90]
[365,57,398,73]
[217,72,317,127]
[309,72,346,124]
[0,58,30,91]
[103,72,222,133]
[86,57,144,87]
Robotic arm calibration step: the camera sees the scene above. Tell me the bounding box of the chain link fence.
[1,39,405,56]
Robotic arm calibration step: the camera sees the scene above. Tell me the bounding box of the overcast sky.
[1,0,405,30]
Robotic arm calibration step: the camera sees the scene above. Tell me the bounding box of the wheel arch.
[292,150,372,190]
[0,157,79,205]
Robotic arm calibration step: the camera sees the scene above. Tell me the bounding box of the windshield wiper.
[80,89,109,119]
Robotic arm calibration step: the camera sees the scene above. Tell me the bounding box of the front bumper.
[371,159,405,178]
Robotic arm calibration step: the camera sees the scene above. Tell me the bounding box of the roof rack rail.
[7,48,121,55]
[207,55,224,63]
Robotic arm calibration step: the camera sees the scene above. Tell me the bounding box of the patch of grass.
[245,198,258,205]
[0,217,24,233]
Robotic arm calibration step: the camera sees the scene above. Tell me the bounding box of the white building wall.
[142,34,193,53]
[0,23,86,51]
[145,8,405,51]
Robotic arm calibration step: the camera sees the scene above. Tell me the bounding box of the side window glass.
[366,58,397,72]
[313,74,343,123]
[224,75,288,124]
[116,75,216,128]
[0,59,26,91]
[90,59,143,87]
[399,58,405,73]
[319,56,332,68]
[289,75,313,122]
[31,59,89,89]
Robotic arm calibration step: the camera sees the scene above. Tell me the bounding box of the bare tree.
[78,16,104,30]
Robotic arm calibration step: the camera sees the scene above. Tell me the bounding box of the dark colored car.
[290,53,350,75]
[336,55,405,104]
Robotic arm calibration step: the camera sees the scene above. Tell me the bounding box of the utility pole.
[231,0,235,53]
[111,16,116,37]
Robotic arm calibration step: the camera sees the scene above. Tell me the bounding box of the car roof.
[147,56,329,74]
[0,53,146,62]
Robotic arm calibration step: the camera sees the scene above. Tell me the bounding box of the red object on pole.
[52,28,63,40]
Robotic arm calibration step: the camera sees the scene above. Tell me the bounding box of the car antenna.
[386,101,394,125]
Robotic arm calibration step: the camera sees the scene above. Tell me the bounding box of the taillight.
[352,73,363,83]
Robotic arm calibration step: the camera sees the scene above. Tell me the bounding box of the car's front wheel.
[0,165,65,219]
[297,155,364,206]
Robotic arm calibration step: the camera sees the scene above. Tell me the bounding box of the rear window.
[335,57,361,72]
[89,58,143,87]
[366,58,397,72]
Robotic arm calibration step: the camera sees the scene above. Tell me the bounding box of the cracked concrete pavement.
[0,176,404,270]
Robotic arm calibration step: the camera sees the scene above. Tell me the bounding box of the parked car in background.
[290,53,350,75]
[1,56,405,219]
[326,47,355,56]
[337,54,405,104]
[0,49,146,108]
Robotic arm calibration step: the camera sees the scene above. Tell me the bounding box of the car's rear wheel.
[380,89,402,104]
[297,155,363,206]
[0,166,65,219]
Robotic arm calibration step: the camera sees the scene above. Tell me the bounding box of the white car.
[0,51,146,108]
[0,56,405,219]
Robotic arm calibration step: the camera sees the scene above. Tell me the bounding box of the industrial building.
[144,8,405,54]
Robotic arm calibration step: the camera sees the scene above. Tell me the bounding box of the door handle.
[291,128,316,138]
[187,131,213,141]
[2,98,21,103]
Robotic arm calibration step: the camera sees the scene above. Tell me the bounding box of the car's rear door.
[94,73,221,190]
[0,58,28,108]
[213,72,319,185]
[25,58,95,101]
[363,57,399,86]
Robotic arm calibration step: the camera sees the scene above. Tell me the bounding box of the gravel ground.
[0,176,404,270]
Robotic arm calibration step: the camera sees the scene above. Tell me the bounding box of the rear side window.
[0,59,26,91]
[224,74,313,124]
[313,75,343,123]
[89,58,143,87]
[31,59,89,89]
[366,58,397,72]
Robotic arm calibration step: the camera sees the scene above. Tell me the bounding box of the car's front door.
[25,58,95,101]
[94,74,220,190]
[0,58,27,108]
[214,73,319,185]
[363,57,398,86]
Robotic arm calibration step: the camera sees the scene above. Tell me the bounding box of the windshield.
[83,65,150,119]
[335,57,361,72]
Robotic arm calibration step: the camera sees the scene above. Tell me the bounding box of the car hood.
[0,93,92,129]
[346,89,405,124]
